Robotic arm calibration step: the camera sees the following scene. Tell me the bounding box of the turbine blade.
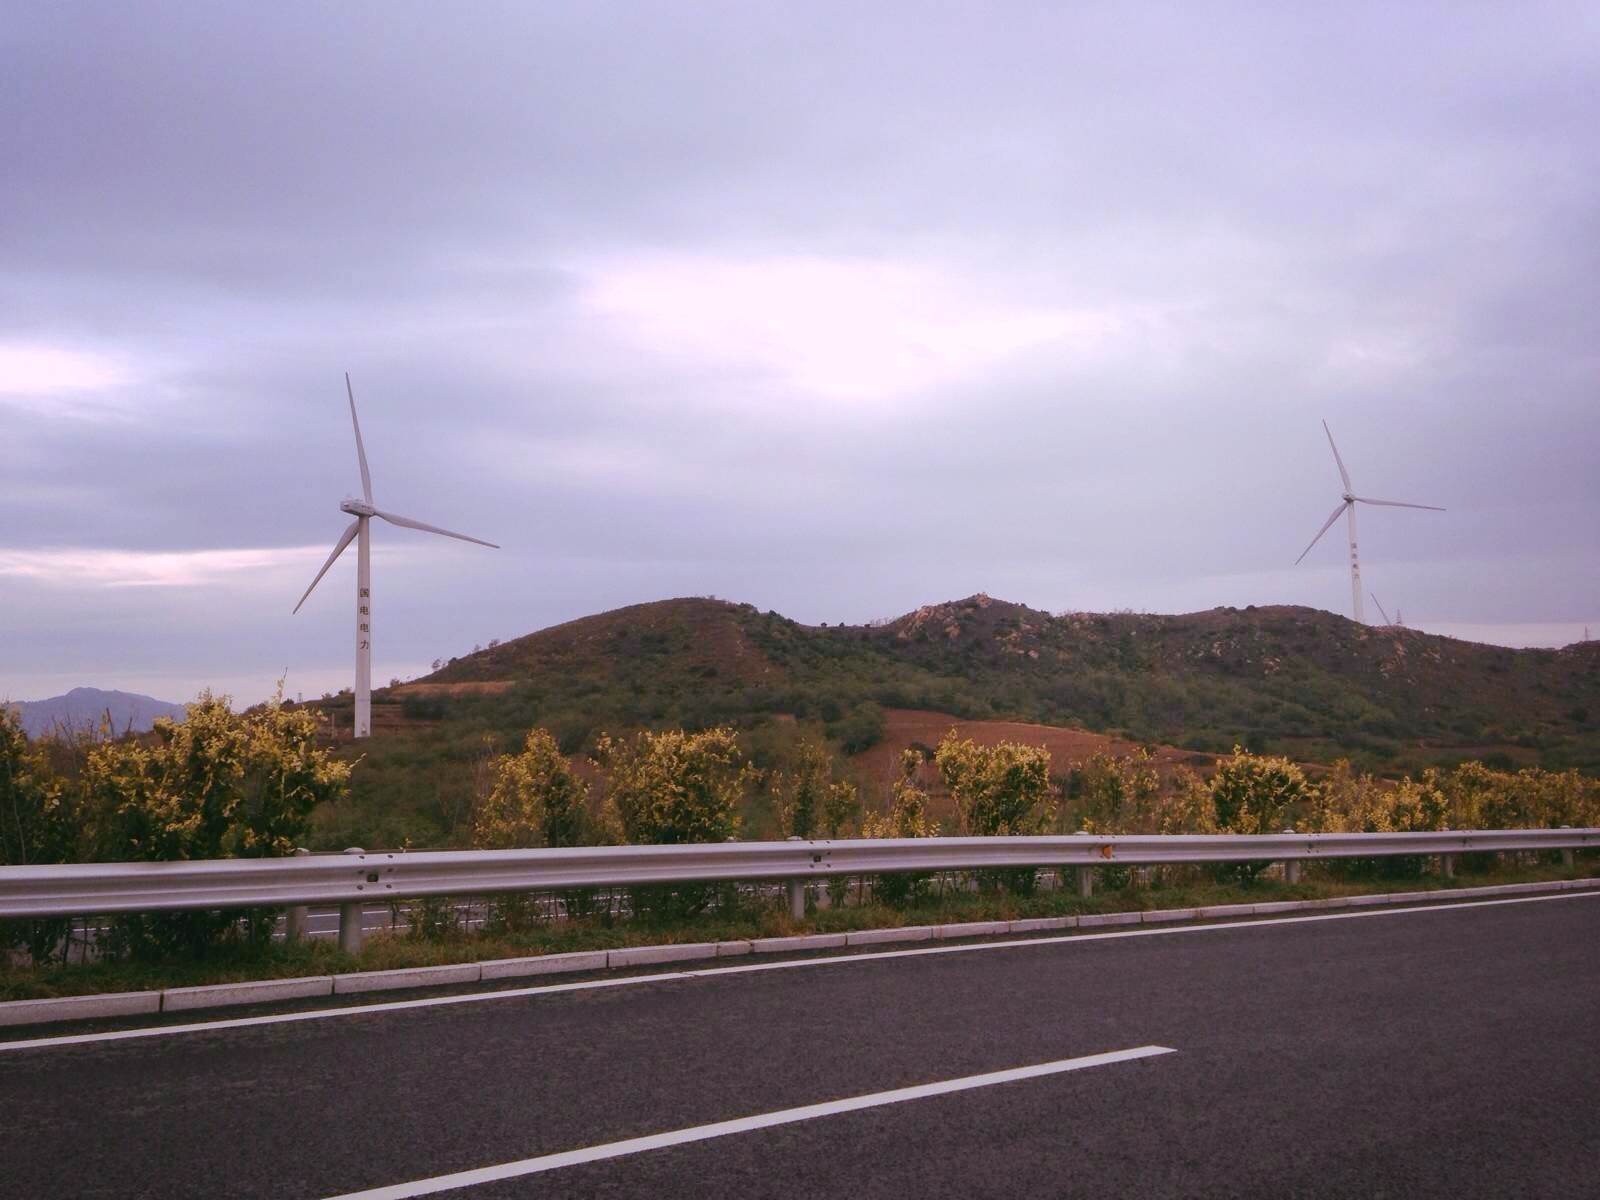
[347,373,373,503]
[1295,501,1349,565]
[374,508,499,549]
[1322,420,1352,492]
[1352,496,1445,511]
[293,519,360,613]
[1370,593,1393,625]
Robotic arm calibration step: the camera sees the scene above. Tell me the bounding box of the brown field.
[391,681,517,698]
[847,708,1217,823]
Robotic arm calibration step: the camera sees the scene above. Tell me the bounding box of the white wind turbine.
[1295,421,1443,625]
[294,374,498,738]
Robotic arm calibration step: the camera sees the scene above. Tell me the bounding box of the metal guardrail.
[2,830,1594,923]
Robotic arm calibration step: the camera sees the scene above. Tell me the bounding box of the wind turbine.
[1370,593,1395,627]
[1295,421,1443,624]
[294,374,498,738]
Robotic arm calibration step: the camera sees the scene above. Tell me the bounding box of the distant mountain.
[300,594,1598,848]
[7,688,187,739]
[377,594,1600,773]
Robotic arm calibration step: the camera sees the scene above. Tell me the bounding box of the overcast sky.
[4,3,1597,706]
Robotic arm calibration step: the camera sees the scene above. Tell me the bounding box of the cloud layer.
[4,4,1597,703]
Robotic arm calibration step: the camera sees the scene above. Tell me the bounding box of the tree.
[934,732,1056,837]
[861,750,937,905]
[0,705,80,963]
[780,739,835,839]
[1307,760,1447,879]
[822,780,859,839]
[1074,749,1163,834]
[1206,746,1315,882]
[595,727,748,918]
[934,732,1054,892]
[596,727,746,846]
[474,728,590,850]
[85,692,350,958]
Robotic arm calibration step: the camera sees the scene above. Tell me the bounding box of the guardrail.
[2,828,1594,953]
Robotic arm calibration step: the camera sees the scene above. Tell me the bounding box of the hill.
[5,687,188,739]
[298,595,1600,848]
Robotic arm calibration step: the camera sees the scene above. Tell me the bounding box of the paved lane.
[4,895,1597,1199]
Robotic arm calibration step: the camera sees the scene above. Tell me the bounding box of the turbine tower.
[294,374,498,738]
[1294,421,1442,624]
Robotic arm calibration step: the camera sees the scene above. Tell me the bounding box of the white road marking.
[3,889,1595,1054]
[317,1045,1176,1198]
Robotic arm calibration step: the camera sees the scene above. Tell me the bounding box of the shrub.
[473,727,595,929]
[474,728,591,850]
[861,750,937,906]
[84,693,349,960]
[822,780,859,838]
[829,701,886,754]
[1308,761,1447,878]
[1074,749,1163,834]
[1206,746,1315,882]
[0,705,81,963]
[780,739,832,839]
[934,731,1055,893]
[934,732,1056,837]
[595,727,747,918]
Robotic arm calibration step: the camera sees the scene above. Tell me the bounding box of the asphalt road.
[4,894,1598,1199]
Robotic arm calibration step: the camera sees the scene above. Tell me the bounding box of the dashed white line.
[317,1045,1177,1198]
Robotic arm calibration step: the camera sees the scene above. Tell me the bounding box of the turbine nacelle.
[340,498,376,517]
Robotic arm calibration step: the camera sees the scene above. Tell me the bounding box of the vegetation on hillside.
[11,594,1594,869]
[302,595,1599,847]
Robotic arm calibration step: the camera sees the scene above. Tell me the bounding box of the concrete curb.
[0,989,161,1028]
[333,963,482,995]
[845,925,936,946]
[480,951,606,980]
[163,976,332,1013]
[749,932,848,953]
[607,941,720,968]
[4,876,1596,1028]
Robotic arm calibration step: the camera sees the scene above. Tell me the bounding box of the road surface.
[3,892,1597,1198]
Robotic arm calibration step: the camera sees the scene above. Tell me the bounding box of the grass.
[4,855,1595,1003]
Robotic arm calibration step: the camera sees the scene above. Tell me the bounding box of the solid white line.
[318,1045,1176,1199]
[4,889,1595,1054]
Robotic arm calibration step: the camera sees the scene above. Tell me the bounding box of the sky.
[3,3,1598,706]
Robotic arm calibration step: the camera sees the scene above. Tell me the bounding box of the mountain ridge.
[6,687,188,739]
[388,593,1598,772]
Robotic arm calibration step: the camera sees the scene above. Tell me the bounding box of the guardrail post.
[1070,831,1093,897]
[785,837,806,920]
[1440,853,1455,879]
[1561,827,1575,868]
[1281,829,1301,884]
[339,847,365,956]
[284,848,310,941]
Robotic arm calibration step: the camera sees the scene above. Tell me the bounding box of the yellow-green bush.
[934,731,1056,837]
[594,726,748,918]
[473,728,591,850]
[1074,748,1164,834]
[861,749,937,905]
[84,694,350,959]
[0,705,82,963]
[473,727,597,928]
[779,738,833,839]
